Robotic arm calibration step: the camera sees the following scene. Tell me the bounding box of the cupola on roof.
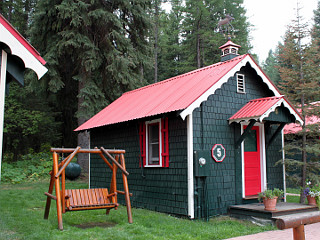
[219,39,241,62]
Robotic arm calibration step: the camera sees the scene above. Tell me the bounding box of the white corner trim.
[0,24,47,79]
[282,130,286,202]
[180,55,281,120]
[187,114,194,219]
[0,50,8,183]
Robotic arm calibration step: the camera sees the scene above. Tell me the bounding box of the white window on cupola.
[237,74,245,93]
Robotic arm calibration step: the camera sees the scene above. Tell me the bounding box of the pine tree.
[180,0,250,72]
[29,0,152,172]
[157,0,184,81]
[277,3,320,203]
[262,49,281,84]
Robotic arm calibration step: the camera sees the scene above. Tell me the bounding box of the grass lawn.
[0,180,276,240]
[286,188,301,203]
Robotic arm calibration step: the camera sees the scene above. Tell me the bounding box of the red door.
[244,126,261,196]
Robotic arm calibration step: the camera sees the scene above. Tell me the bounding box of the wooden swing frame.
[44,146,132,230]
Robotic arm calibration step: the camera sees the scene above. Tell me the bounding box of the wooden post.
[111,155,118,206]
[44,172,55,219]
[120,153,132,223]
[101,147,129,176]
[53,152,63,230]
[55,146,81,178]
[293,225,305,240]
[62,167,66,213]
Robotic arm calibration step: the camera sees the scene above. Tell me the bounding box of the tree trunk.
[154,0,159,83]
[77,79,89,175]
[196,7,202,68]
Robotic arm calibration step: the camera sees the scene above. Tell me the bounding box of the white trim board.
[187,114,194,219]
[0,50,8,183]
[0,24,47,79]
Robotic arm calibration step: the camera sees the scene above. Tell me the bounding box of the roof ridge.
[123,54,247,96]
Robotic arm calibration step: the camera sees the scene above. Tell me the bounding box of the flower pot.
[263,197,278,211]
[307,195,317,206]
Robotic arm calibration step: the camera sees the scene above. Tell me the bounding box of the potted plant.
[258,188,284,211]
[303,180,320,206]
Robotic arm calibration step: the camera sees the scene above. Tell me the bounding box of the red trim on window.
[161,118,169,167]
[139,122,146,167]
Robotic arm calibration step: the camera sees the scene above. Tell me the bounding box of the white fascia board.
[259,99,303,125]
[0,24,47,79]
[180,55,281,120]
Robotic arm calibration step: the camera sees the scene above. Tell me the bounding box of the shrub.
[1,151,52,183]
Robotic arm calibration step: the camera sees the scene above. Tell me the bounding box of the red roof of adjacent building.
[229,96,303,124]
[75,54,282,131]
[284,102,320,134]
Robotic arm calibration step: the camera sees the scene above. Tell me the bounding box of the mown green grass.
[286,188,301,203]
[0,181,275,240]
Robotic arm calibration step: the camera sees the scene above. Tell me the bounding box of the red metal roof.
[219,40,241,49]
[284,103,320,134]
[229,96,303,124]
[284,116,320,134]
[76,55,250,131]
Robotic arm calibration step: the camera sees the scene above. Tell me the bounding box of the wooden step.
[229,202,318,222]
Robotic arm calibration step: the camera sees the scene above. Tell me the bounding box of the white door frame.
[241,122,267,198]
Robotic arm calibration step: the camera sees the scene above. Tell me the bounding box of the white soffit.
[0,24,47,79]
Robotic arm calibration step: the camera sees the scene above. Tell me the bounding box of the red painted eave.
[219,40,241,49]
[0,14,46,65]
[229,96,302,124]
[75,55,248,131]
[229,96,285,121]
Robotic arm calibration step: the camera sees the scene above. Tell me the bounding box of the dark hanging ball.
[65,162,81,180]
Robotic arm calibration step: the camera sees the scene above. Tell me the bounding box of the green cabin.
[76,40,302,219]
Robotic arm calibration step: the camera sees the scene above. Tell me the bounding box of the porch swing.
[44,146,132,230]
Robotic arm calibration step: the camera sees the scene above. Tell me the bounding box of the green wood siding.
[90,115,189,216]
[265,106,296,123]
[265,125,284,190]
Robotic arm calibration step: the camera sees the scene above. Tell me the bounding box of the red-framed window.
[139,118,169,167]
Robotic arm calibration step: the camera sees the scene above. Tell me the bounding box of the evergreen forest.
[1,0,320,190]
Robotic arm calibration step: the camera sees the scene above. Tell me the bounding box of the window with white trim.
[139,118,169,168]
[147,120,161,166]
[237,74,245,93]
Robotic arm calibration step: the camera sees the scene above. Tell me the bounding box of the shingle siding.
[90,115,189,216]
[192,65,276,218]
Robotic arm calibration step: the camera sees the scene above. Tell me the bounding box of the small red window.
[139,118,169,167]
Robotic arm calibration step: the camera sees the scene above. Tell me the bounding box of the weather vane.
[217,14,236,38]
